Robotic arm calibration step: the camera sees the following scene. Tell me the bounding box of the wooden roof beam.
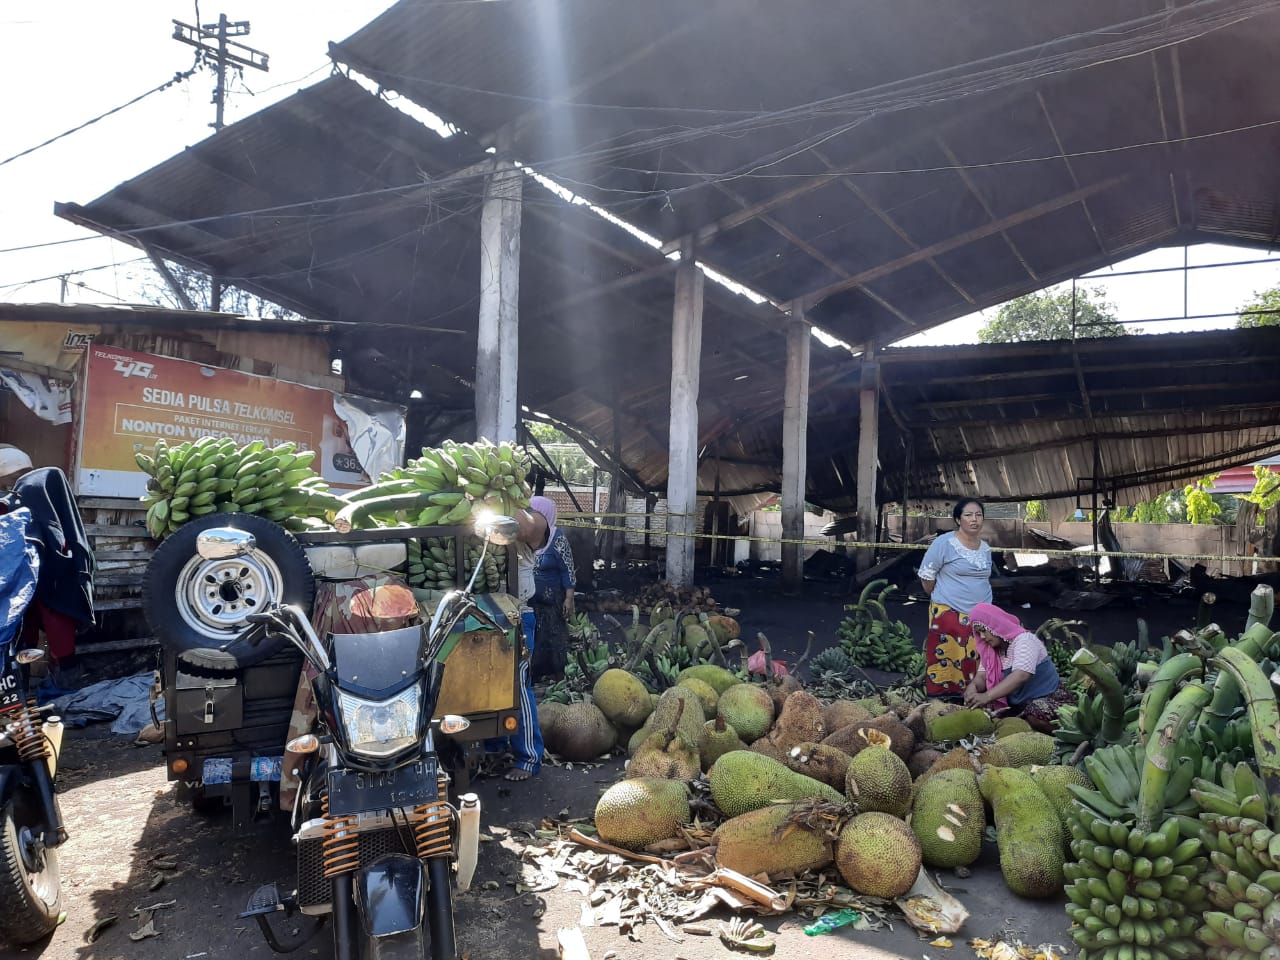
[789,176,1126,312]
[1036,91,1108,257]
[935,136,1039,283]
[811,147,976,306]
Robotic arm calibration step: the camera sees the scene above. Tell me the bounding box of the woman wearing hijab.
[527,496,576,682]
[964,601,1071,730]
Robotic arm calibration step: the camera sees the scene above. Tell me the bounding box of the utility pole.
[171,14,268,311]
[172,14,269,132]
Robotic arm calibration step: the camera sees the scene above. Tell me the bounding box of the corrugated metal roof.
[331,0,1280,348]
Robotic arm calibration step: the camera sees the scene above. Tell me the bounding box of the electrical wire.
[0,62,200,169]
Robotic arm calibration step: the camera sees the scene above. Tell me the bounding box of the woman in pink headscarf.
[964,601,1071,731]
[527,495,576,682]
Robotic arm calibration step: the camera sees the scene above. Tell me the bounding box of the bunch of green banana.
[836,579,920,673]
[1054,689,1141,759]
[137,437,337,540]
[1197,717,1257,766]
[333,439,532,532]
[1063,685,1213,960]
[406,536,509,593]
[1194,645,1280,960]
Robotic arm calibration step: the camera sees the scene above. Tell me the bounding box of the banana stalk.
[1135,681,1210,834]
[1203,622,1276,730]
[1071,648,1127,745]
[1213,646,1280,831]
[1245,584,1275,632]
[1137,653,1203,745]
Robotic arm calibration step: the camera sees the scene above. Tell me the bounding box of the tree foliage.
[1183,475,1222,525]
[1237,464,1280,518]
[131,260,303,319]
[1237,285,1280,328]
[979,285,1128,343]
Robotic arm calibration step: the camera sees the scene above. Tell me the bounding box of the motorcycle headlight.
[336,687,421,759]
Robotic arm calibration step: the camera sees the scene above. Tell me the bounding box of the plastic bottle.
[802,908,862,936]
[454,793,481,892]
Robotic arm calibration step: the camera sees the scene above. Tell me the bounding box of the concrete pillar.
[856,345,880,571]
[476,158,522,442]
[781,311,811,593]
[665,248,703,586]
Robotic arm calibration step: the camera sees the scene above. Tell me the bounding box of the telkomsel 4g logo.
[113,358,156,379]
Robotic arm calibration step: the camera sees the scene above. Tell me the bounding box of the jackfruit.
[715,683,775,743]
[994,716,1033,739]
[781,742,851,789]
[905,699,958,742]
[910,768,984,868]
[699,716,746,772]
[748,736,787,762]
[652,686,707,746]
[907,748,943,779]
[594,777,691,850]
[677,677,719,720]
[823,699,875,732]
[708,751,844,817]
[681,623,713,659]
[765,673,803,716]
[845,745,912,817]
[550,701,617,762]
[676,663,741,695]
[763,690,825,752]
[712,802,835,878]
[591,669,653,729]
[977,766,1065,898]
[834,811,922,899]
[629,694,701,779]
[627,717,654,756]
[824,714,915,760]
[925,708,994,743]
[822,722,881,759]
[913,746,977,787]
[1024,763,1091,832]
[537,701,567,742]
[978,731,1055,769]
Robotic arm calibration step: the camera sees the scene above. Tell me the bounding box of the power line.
[0,64,199,168]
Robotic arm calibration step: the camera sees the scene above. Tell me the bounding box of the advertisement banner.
[0,321,97,369]
[76,346,368,496]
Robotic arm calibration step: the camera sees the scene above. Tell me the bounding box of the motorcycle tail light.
[171,758,189,774]
[439,715,470,735]
[287,734,320,754]
[503,716,518,731]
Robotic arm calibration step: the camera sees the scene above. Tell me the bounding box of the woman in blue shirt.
[917,498,992,699]
[528,496,576,682]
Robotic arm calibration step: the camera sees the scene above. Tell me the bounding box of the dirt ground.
[16,574,1229,960]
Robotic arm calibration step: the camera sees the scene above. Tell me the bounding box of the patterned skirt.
[925,602,980,698]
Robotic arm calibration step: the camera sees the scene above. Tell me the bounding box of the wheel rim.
[16,825,59,909]
[174,550,284,641]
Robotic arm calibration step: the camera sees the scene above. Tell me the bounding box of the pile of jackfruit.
[553,663,1075,905]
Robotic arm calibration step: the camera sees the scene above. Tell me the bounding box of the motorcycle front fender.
[352,853,427,959]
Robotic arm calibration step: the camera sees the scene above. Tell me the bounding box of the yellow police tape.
[557,517,1262,567]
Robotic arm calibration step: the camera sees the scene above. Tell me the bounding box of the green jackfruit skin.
[712,803,834,878]
[677,677,719,720]
[715,684,775,743]
[1024,763,1091,833]
[594,777,691,850]
[925,708,995,742]
[844,745,912,817]
[591,669,654,729]
[708,751,845,818]
[834,811,921,899]
[978,731,1055,768]
[677,664,741,695]
[627,717,654,756]
[652,686,707,746]
[977,766,1065,898]
[993,716,1032,738]
[699,719,747,772]
[910,768,984,868]
[823,699,875,732]
[550,701,617,762]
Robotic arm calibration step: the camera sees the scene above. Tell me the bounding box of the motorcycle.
[0,507,69,947]
[215,513,523,960]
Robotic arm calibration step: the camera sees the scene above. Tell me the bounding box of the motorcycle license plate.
[0,664,21,710]
[327,758,439,817]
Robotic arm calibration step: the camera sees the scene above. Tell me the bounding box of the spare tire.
[143,513,314,675]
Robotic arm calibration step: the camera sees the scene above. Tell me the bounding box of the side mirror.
[197,527,257,560]
[476,515,519,546]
